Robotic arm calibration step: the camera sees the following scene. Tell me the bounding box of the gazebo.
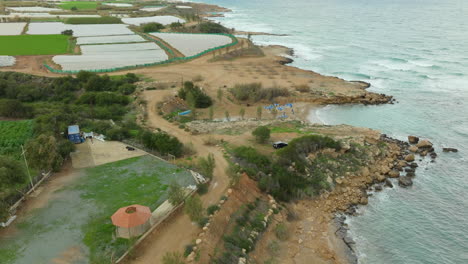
[111,204,152,239]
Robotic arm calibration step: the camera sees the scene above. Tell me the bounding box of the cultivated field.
[0,13,100,18]
[140,6,166,12]
[0,35,70,56]
[6,6,62,12]
[0,154,196,264]
[0,56,15,67]
[0,23,26,36]
[122,15,185,26]
[151,32,234,56]
[27,22,132,36]
[103,3,133,7]
[59,1,98,10]
[76,34,146,45]
[0,120,33,158]
[53,42,168,71]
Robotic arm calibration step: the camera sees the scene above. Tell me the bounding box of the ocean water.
[198,0,468,263]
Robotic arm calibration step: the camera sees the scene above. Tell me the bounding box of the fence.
[44,32,239,74]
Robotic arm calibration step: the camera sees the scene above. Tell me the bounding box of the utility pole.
[21,145,35,192]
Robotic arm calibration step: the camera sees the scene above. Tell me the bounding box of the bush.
[118,83,136,95]
[142,22,165,33]
[197,217,209,227]
[61,29,73,36]
[184,195,204,222]
[252,126,271,144]
[295,84,310,93]
[196,183,208,195]
[162,251,185,264]
[198,22,229,33]
[230,83,289,102]
[139,130,184,157]
[168,181,186,206]
[0,155,27,189]
[207,205,220,215]
[197,153,215,179]
[178,81,213,108]
[0,99,33,118]
[274,223,289,241]
[184,244,195,257]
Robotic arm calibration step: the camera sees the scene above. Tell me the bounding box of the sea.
[197,0,468,263]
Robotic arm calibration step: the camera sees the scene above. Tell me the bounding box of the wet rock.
[408,136,419,144]
[410,162,418,168]
[375,185,383,191]
[344,236,356,244]
[388,170,400,178]
[405,168,415,173]
[405,154,415,162]
[409,146,419,153]
[406,171,416,177]
[360,197,368,205]
[416,140,433,149]
[376,174,386,182]
[443,148,458,153]
[398,176,413,187]
[430,152,437,159]
[385,179,394,188]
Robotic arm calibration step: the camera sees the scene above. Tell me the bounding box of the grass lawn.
[0,35,70,56]
[59,1,98,10]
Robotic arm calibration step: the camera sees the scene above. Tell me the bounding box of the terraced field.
[0,35,70,56]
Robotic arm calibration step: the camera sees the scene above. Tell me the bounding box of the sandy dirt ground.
[70,140,146,169]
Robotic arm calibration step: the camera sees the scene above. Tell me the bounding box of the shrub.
[252,126,271,143]
[162,251,185,264]
[198,153,215,179]
[184,195,204,222]
[65,16,122,24]
[168,181,186,206]
[295,84,310,93]
[184,244,195,257]
[207,205,220,215]
[118,83,136,95]
[274,223,289,241]
[139,130,183,157]
[142,22,165,33]
[196,183,208,195]
[0,99,33,118]
[230,83,289,102]
[198,22,228,33]
[178,81,213,108]
[61,29,73,36]
[197,217,209,227]
[0,155,27,189]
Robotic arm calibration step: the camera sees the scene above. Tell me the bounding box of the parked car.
[273,141,288,149]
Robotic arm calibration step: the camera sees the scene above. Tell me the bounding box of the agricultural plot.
[53,42,168,71]
[0,56,15,67]
[27,22,132,36]
[0,23,26,36]
[103,3,133,7]
[0,120,33,158]
[0,13,100,18]
[59,1,98,10]
[0,35,70,56]
[151,32,234,57]
[140,6,166,12]
[6,6,62,12]
[122,15,185,26]
[76,34,146,45]
[0,155,196,264]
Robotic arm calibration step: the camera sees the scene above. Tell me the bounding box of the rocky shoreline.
[332,134,438,263]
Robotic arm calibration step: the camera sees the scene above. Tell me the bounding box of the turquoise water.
[199,0,468,263]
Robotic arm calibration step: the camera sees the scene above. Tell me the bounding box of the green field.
[0,120,33,158]
[65,16,122,24]
[0,35,70,56]
[59,1,98,10]
[0,155,196,264]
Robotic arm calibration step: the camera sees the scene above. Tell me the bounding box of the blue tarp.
[178,110,192,116]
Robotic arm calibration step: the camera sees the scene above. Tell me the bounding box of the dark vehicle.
[126,146,135,151]
[273,141,288,149]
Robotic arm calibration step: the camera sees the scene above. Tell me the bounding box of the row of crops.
[0,120,34,158]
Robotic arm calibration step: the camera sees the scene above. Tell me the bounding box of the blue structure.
[178,110,192,116]
[68,125,84,144]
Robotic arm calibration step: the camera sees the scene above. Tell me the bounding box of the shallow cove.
[200,0,468,263]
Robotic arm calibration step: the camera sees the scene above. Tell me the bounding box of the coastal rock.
[443,148,458,153]
[406,171,416,177]
[430,152,438,159]
[398,176,413,187]
[408,136,419,144]
[376,174,386,182]
[360,197,368,205]
[375,185,383,191]
[416,140,433,149]
[405,154,415,162]
[388,170,400,178]
[410,162,418,168]
[409,146,419,153]
[385,179,394,188]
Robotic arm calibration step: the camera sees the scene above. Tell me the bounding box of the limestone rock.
[376,174,386,182]
[409,146,418,153]
[388,170,400,178]
[360,197,368,205]
[398,176,413,187]
[375,185,383,191]
[405,154,415,162]
[416,140,433,149]
[443,148,458,153]
[408,136,419,144]
[196,239,202,245]
[385,179,394,188]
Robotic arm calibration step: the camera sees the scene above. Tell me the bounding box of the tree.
[256,106,262,120]
[61,29,73,36]
[0,155,27,189]
[168,181,185,206]
[198,153,215,179]
[226,164,241,186]
[225,111,230,121]
[162,251,185,264]
[169,22,183,30]
[239,107,245,120]
[184,195,203,222]
[208,105,214,120]
[252,126,271,144]
[25,134,63,171]
[198,22,228,33]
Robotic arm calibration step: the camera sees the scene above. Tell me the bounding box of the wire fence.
[44,33,239,74]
